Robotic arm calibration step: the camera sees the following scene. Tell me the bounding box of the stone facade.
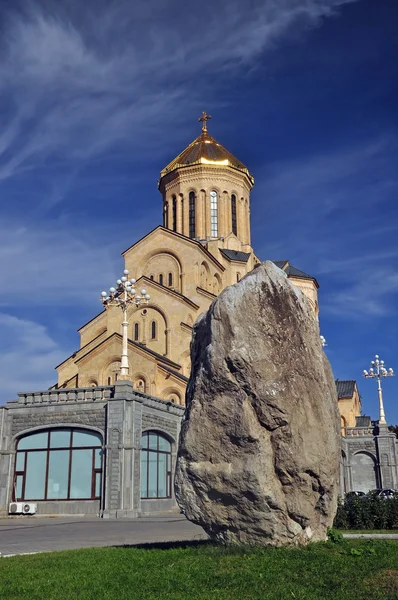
[54,122,320,405]
[0,382,183,518]
[341,418,398,494]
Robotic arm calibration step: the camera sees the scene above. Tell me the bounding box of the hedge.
[334,493,398,530]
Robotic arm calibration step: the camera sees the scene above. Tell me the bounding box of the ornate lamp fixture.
[363,354,394,425]
[101,270,150,380]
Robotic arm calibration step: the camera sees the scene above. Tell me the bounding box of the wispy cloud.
[0,0,359,186]
[252,135,398,318]
[0,313,64,400]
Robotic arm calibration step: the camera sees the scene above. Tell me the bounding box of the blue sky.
[0,0,397,423]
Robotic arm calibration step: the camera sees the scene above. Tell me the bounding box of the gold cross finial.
[198,110,212,133]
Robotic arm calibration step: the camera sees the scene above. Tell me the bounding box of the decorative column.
[167,200,173,231]
[177,195,183,234]
[196,192,203,239]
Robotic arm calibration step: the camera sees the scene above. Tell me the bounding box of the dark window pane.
[94,448,102,469]
[158,437,171,452]
[70,449,93,498]
[134,323,139,341]
[18,432,48,450]
[24,451,47,499]
[172,196,177,231]
[159,274,163,286]
[189,191,196,238]
[47,450,69,499]
[148,452,158,497]
[231,194,237,236]
[168,273,173,287]
[95,473,102,498]
[49,430,71,448]
[141,450,148,497]
[151,321,156,339]
[16,475,23,500]
[158,454,167,497]
[148,434,158,450]
[16,452,25,471]
[73,431,102,447]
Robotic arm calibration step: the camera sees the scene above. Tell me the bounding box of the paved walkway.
[2,517,397,557]
[0,514,207,556]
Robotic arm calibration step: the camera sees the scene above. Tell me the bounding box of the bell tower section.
[158,112,254,252]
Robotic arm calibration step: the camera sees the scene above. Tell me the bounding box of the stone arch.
[351,450,379,492]
[179,349,191,377]
[213,273,222,294]
[102,357,121,385]
[128,304,168,355]
[200,261,210,290]
[163,386,183,406]
[88,378,99,387]
[133,373,147,393]
[140,249,182,293]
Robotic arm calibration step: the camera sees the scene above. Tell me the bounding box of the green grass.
[1,540,398,600]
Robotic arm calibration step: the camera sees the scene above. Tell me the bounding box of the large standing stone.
[175,262,341,546]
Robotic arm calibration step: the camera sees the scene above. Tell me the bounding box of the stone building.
[55,114,319,402]
[0,115,397,518]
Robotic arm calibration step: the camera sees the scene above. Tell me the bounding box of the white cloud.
[0,314,64,402]
[0,0,360,183]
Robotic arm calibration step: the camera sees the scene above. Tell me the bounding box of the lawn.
[1,540,398,600]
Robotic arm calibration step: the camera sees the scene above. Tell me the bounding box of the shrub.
[333,493,398,529]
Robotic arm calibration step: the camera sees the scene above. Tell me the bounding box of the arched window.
[210,190,218,237]
[140,432,172,499]
[107,377,111,385]
[168,272,173,287]
[159,274,163,286]
[14,429,102,501]
[164,201,168,228]
[151,320,157,340]
[231,194,237,235]
[134,323,139,341]
[150,274,154,281]
[236,273,241,282]
[189,191,196,238]
[172,195,177,232]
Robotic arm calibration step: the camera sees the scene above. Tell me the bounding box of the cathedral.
[2,114,396,519]
[56,113,320,404]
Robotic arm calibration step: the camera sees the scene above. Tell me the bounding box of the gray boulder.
[175,262,341,546]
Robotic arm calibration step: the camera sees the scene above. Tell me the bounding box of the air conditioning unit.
[9,502,37,515]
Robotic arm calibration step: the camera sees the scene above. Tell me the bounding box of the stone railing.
[16,386,115,406]
[345,426,375,437]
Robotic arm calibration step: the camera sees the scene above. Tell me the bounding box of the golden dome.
[159,112,254,185]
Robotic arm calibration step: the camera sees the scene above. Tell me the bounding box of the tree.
[388,425,398,438]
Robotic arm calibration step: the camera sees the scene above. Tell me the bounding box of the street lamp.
[363,354,394,425]
[101,269,150,380]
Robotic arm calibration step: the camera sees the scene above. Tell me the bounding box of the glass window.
[172,195,177,232]
[168,272,173,287]
[210,191,218,237]
[18,432,48,450]
[134,322,139,341]
[49,430,71,448]
[24,451,47,500]
[189,191,196,238]
[231,194,237,236]
[73,430,102,448]
[140,431,172,499]
[159,274,163,286]
[151,320,156,340]
[15,428,103,502]
[70,449,93,499]
[47,450,69,499]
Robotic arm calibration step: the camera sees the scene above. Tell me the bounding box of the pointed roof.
[160,114,254,185]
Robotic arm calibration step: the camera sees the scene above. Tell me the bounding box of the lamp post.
[101,269,150,380]
[363,354,394,425]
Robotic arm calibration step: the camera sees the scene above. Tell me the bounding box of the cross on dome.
[198,111,212,133]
